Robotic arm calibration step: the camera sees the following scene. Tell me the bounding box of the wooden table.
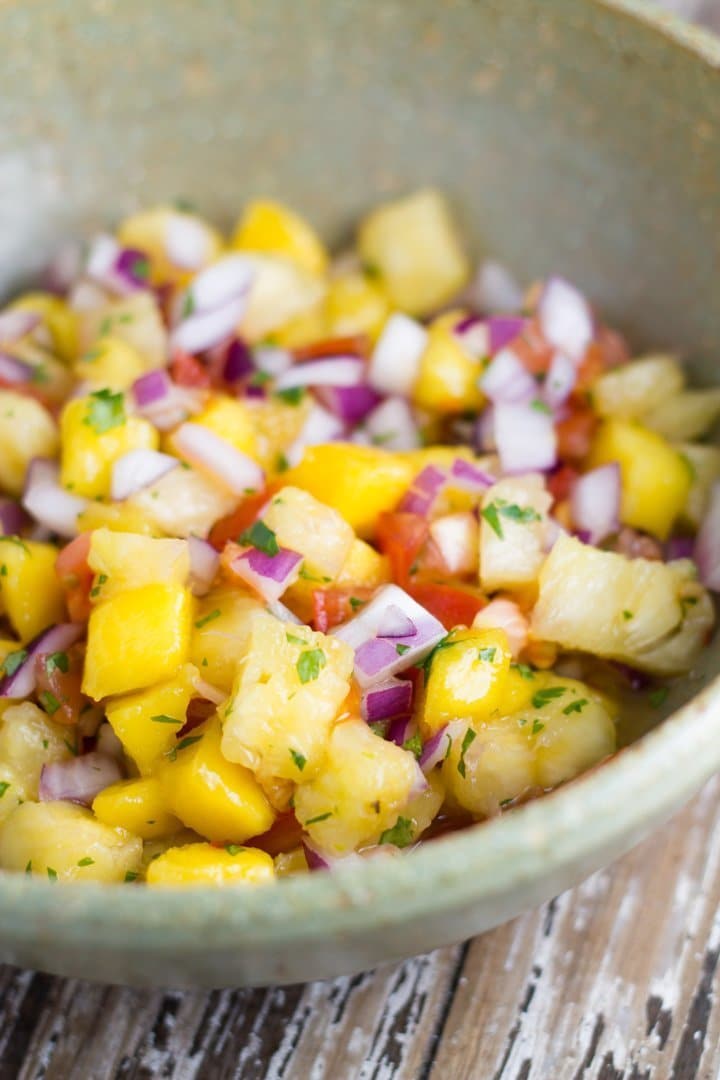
[4,2,720,1076]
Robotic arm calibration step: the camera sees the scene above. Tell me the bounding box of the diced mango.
[159,717,275,843]
[77,501,158,536]
[0,538,65,642]
[423,628,512,735]
[105,664,199,774]
[412,313,484,414]
[88,529,189,600]
[325,272,390,342]
[232,199,328,276]
[83,583,193,700]
[588,419,691,540]
[60,393,158,498]
[9,292,79,361]
[0,392,58,496]
[272,302,328,349]
[93,777,182,840]
[0,702,72,823]
[78,292,168,368]
[190,586,265,692]
[146,841,275,887]
[261,486,355,578]
[74,335,148,390]
[183,396,258,459]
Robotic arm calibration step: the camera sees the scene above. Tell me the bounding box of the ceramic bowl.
[1,0,720,987]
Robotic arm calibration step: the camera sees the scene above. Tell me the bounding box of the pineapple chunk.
[294,719,420,856]
[642,389,720,442]
[222,613,354,784]
[591,354,684,419]
[190,586,265,693]
[93,777,182,840]
[531,535,711,675]
[246,395,313,469]
[525,677,616,789]
[678,443,720,529]
[78,291,168,368]
[479,475,552,592]
[239,254,327,343]
[74,335,148,390]
[442,717,535,818]
[412,312,485,414]
[0,538,65,642]
[358,189,469,316]
[0,392,58,496]
[588,419,691,539]
[88,529,190,600]
[0,801,142,883]
[146,841,275,887]
[83,583,193,700]
[117,206,223,286]
[105,664,199,774]
[629,561,714,676]
[396,770,445,845]
[261,486,355,578]
[9,292,79,361]
[0,703,72,824]
[60,392,158,499]
[423,628,512,735]
[159,717,275,843]
[77,501,158,535]
[128,465,237,539]
[232,199,328,276]
[325,271,390,342]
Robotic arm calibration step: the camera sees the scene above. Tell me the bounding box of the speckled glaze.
[1,0,720,988]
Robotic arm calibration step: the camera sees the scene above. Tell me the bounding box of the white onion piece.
[172,423,264,496]
[376,604,417,639]
[695,482,720,590]
[543,352,577,409]
[570,464,621,545]
[480,348,537,404]
[266,599,304,625]
[170,295,247,355]
[187,255,255,313]
[274,357,365,391]
[111,449,179,501]
[285,404,345,467]
[538,277,594,362]
[191,674,226,706]
[187,535,220,596]
[494,402,557,474]
[22,459,88,538]
[368,314,428,396]
[453,316,489,359]
[165,213,211,271]
[253,344,293,378]
[0,310,41,343]
[364,396,420,451]
[471,260,524,314]
[86,233,119,282]
[39,752,122,807]
[0,352,34,385]
[429,512,479,575]
[96,722,125,763]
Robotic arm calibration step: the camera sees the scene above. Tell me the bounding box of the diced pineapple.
[283,537,390,622]
[274,847,309,876]
[60,392,158,499]
[88,529,189,600]
[239,254,327,343]
[0,702,71,823]
[146,842,275,887]
[284,444,415,539]
[232,199,328,276]
[591,354,684,420]
[78,291,168,368]
[678,443,720,529]
[294,719,420,856]
[10,340,74,406]
[423,628,512,735]
[9,292,79,361]
[588,419,691,539]
[0,392,58,496]
[629,561,714,676]
[178,396,257,459]
[479,475,552,592]
[0,801,142,883]
[441,718,535,818]
[357,189,469,316]
[77,501,158,536]
[128,465,237,540]
[190,586,265,693]
[245,395,313,470]
[412,312,485,414]
[531,535,710,675]
[261,486,355,578]
[642,389,720,442]
[222,612,354,784]
[272,303,328,349]
[83,583,193,700]
[93,777,182,840]
[159,717,275,842]
[117,206,223,286]
[74,335,148,390]
[523,677,616,788]
[325,271,391,342]
[0,538,65,642]
[105,664,199,774]
[396,770,445,845]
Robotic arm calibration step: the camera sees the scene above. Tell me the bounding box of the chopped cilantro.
[0,565,5,576]
[39,691,61,715]
[482,500,541,539]
[131,255,150,281]
[403,733,423,760]
[481,502,503,538]
[124,871,139,883]
[151,714,182,724]
[249,370,272,386]
[42,739,48,749]
[0,781,10,799]
[500,797,513,808]
[276,452,290,472]
[531,687,566,709]
[457,727,477,778]
[349,597,366,611]
[478,646,497,662]
[297,648,326,684]
[77,857,95,867]
[46,867,58,881]
[379,816,414,848]
[369,721,388,738]
[563,698,588,715]
[239,520,279,556]
[299,565,331,583]
[99,315,113,336]
[90,573,109,598]
[45,651,69,675]
[531,719,545,735]
[649,686,669,709]
[25,860,32,875]
[275,387,305,405]
[2,649,27,677]
[83,388,125,434]
[63,737,78,756]
[305,811,332,825]
[289,748,307,771]
[201,657,208,667]
[512,663,535,680]
[181,291,195,318]
[622,610,633,621]
[286,632,307,646]
[225,844,246,856]
[3,536,29,553]
[420,635,454,674]
[165,734,203,762]
[195,608,221,629]
[530,398,552,414]
[395,643,410,656]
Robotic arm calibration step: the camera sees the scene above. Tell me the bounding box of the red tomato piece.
[376,512,429,586]
[556,405,598,463]
[293,334,370,362]
[547,464,579,504]
[407,582,485,631]
[311,587,374,633]
[34,643,85,726]
[55,533,93,622]
[208,490,272,551]
[170,350,212,388]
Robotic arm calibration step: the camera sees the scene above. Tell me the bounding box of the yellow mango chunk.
[9,292,79,361]
[232,199,328,276]
[159,717,275,843]
[0,392,58,496]
[146,842,275,887]
[272,302,328,349]
[88,529,189,600]
[83,583,193,700]
[105,663,199,774]
[185,396,258,458]
[93,777,182,840]
[190,586,265,693]
[74,335,147,390]
[0,538,65,642]
[325,272,390,342]
[588,419,691,540]
[412,313,485,414]
[60,392,158,498]
[423,628,512,735]
[77,501,158,536]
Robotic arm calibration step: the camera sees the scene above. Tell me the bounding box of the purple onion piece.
[450,458,495,492]
[223,338,254,383]
[487,315,526,355]
[114,247,151,290]
[354,637,400,679]
[0,352,35,385]
[133,368,173,408]
[230,546,303,603]
[666,536,695,562]
[188,535,220,596]
[0,622,84,699]
[386,714,415,748]
[39,752,123,807]
[0,499,27,536]
[361,678,414,723]
[315,383,381,424]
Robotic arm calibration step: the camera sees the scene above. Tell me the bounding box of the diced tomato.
[170,350,212,388]
[376,512,429,586]
[34,643,85,726]
[556,405,598,463]
[55,533,93,622]
[407,582,485,631]
[596,325,630,369]
[547,464,579,504]
[575,341,606,392]
[311,587,375,633]
[294,334,370,362]
[510,318,554,376]
[248,812,304,857]
[208,490,273,551]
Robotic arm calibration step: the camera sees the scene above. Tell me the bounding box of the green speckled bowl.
[1,0,720,987]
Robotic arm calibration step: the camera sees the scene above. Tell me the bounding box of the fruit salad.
[0,190,716,887]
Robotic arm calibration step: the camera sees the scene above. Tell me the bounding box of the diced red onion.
[361,677,414,722]
[131,370,203,431]
[172,423,264,496]
[39,752,122,807]
[538,277,594,362]
[376,605,417,639]
[364,396,420,451]
[399,465,447,517]
[165,213,211,271]
[22,459,88,538]
[354,637,400,678]
[694,483,720,590]
[231,546,302,602]
[544,516,569,552]
[275,357,365,392]
[86,235,150,297]
[187,255,255,313]
[315,383,381,425]
[223,339,254,383]
[543,351,577,409]
[368,313,428,396]
[286,404,345,467]
[487,316,526,355]
[453,315,489,359]
[570,464,621,545]
[481,348,537,404]
[0,352,35,385]
[132,369,172,407]
[449,458,495,492]
[170,295,247,355]
[429,512,478,575]
[301,840,365,872]
[494,402,557,473]
[0,310,41,344]
[111,449,178,501]
[253,344,293,378]
[187,535,220,596]
[666,536,695,562]
[471,260,524,314]
[386,714,415,748]
[0,498,27,536]
[0,622,84,699]
[419,725,452,772]
[115,248,152,291]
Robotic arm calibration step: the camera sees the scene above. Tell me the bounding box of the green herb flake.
[297,648,326,684]
[481,502,504,539]
[83,388,126,434]
[195,608,221,629]
[124,870,139,883]
[395,643,410,656]
[457,727,477,778]
[369,721,388,738]
[298,565,331,583]
[0,781,10,799]
[275,387,305,406]
[63,737,78,757]
[530,398,552,414]
[511,663,536,681]
[165,734,203,762]
[531,687,566,709]
[42,739,49,750]
[99,315,113,336]
[289,748,307,772]
[151,714,182,725]
[276,452,290,473]
[225,844,247,856]
[500,797,514,808]
[181,291,195,318]
[622,610,633,621]
[500,503,542,525]
[349,597,366,611]
[531,719,545,735]
[649,686,669,709]
[286,632,307,646]
[77,857,95,867]
[563,698,588,715]
[379,816,414,848]
[25,860,32,875]
[39,691,61,716]
[305,811,333,825]
[131,255,150,281]
[0,564,6,576]
[478,646,497,663]
[403,733,423,760]
[239,519,279,556]
[46,867,58,881]
[2,649,27,677]
[45,651,69,675]
[249,370,272,387]
[3,536,30,553]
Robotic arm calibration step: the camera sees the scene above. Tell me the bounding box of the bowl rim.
[2,0,720,958]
